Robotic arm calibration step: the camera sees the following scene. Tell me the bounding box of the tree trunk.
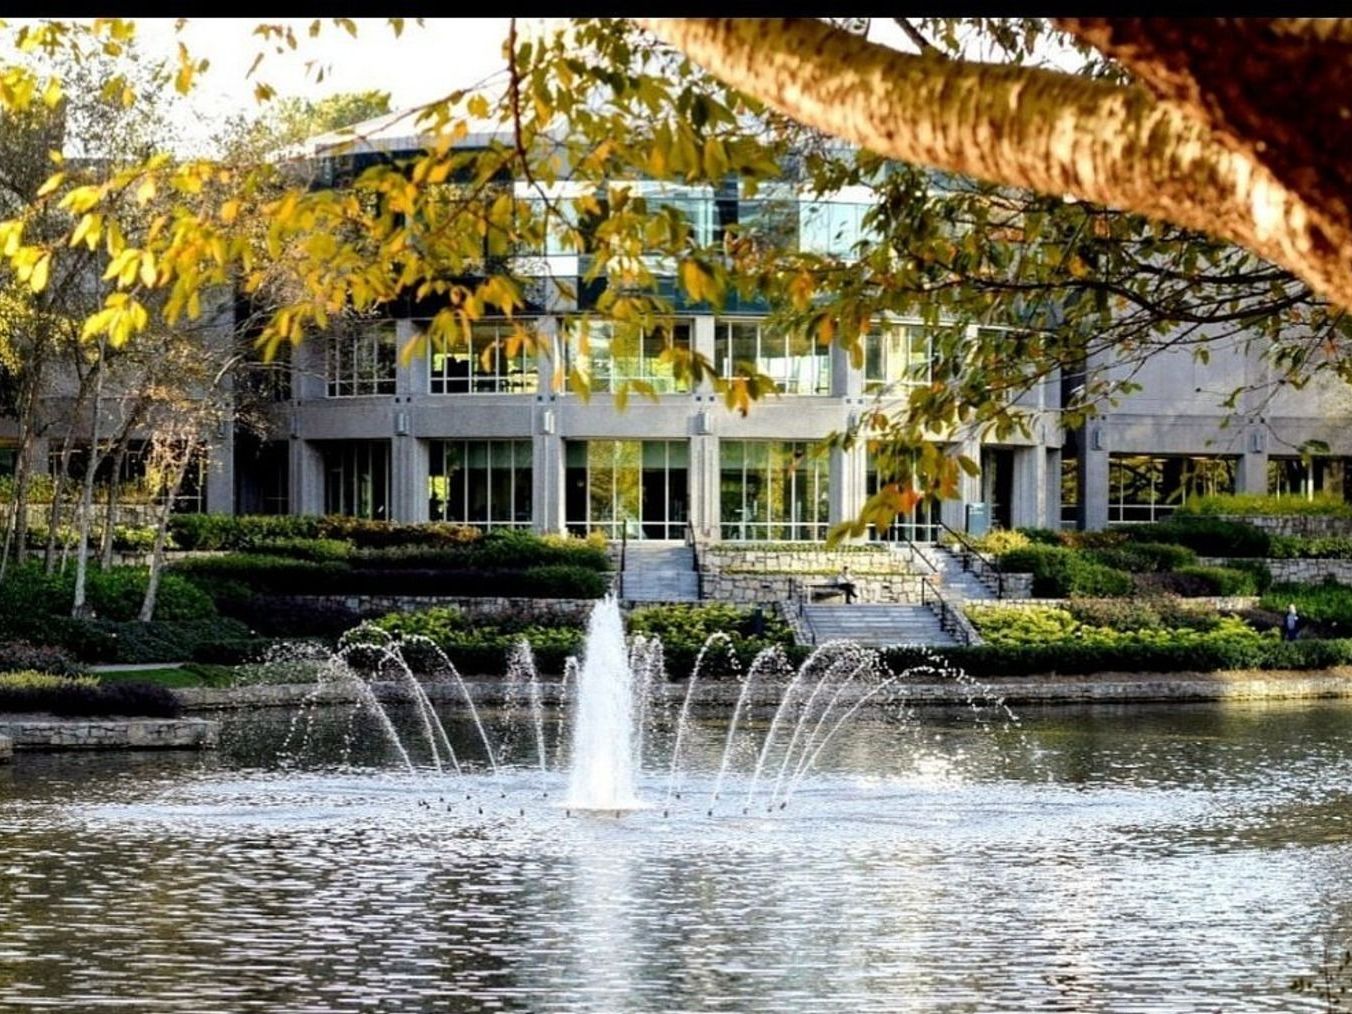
[72,338,108,618]
[636,17,1352,311]
[139,438,196,624]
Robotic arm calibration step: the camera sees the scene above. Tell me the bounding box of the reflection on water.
[3,700,1352,1011]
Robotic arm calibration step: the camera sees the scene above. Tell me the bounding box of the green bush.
[314,516,480,548]
[1123,517,1271,557]
[111,525,162,552]
[0,670,183,717]
[171,554,350,594]
[1086,541,1198,573]
[0,564,215,624]
[1269,535,1352,559]
[169,514,321,550]
[997,544,1133,598]
[1178,492,1352,518]
[1223,558,1273,593]
[1016,527,1064,546]
[240,537,353,562]
[1171,565,1258,597]
[1263,581,1352,628]
[351,531,611,572]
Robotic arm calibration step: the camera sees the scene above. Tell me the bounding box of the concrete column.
[290,439,325,515]
[1046,449,1063,529]
[829,439,868,540]
[1239,429,1269,493]
[393,318,421,397]
[532,430,565,535]
[1010,444,1048,529]
[390,433,426,522]
[831,338,861,398]
[204,421,235,515]
[940,437,982,532]
[692,316,716,393]
[1080,426,1110,531]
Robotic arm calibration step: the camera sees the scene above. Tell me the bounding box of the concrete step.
[801,603,958,648]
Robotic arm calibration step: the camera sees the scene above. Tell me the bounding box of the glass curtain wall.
[863,325,934,393]
[719,440,830,541]
[565,440,689,539]
[1268,456,1352,501]
[427,439,533,529]
[715,320,831,395]
[322,440,390,519]
[326,323,397,397]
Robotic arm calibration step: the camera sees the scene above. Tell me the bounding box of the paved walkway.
[620,541,700,602]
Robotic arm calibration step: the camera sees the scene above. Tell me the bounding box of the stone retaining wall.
[702,546,896,573]
[0,717,219,750]
[1199,557,1352,585]
[177,670,1352,712]
[1208,514,1352,537]
[702,571,923,604]
[287,595,600,623]
[968,596,1260,612]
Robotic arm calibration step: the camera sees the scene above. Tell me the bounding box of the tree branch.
[636,17,1352,311]
[893,18,936,54]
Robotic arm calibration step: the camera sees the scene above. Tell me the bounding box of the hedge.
[1085,541,1197,573]
[0,671,183,717]
[0,564,216,626]
[997,545,1133,597]
[1121,517,1272,557]
[883,637,1352,678]
[1177,493,1352,519]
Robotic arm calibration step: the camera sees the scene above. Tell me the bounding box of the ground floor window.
[865,446,940,542]
[1268,456,1352,501]
[1108,454,1237,523]
[565,439,688,540]
[322,440,390,519]
[719,439,829,541]
[428,439,532,529]
[235,439,289,516]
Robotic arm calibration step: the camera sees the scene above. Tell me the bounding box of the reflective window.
[322,440,390,519]
[428,439,533,529]
[865,446,940,542]
[326,323,396,397]
[863,325,933,393]
[719,440,829,541]
[428,319,537,395]
[1108,454,1237,524]
[567,320,693,394]
[715,319,831,395]
[565,440,689,540]
[798,201,870,256]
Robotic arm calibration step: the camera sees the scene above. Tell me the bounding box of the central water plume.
[566,596,640,810]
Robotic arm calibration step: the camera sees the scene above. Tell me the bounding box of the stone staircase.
[800,603,958,648]
[913,544,1000,601]
[619,541,700,602]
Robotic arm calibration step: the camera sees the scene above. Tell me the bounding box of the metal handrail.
[618,527,627,600]
[787,575,817,646]
[936,517,1004,599]
[684,520,704,600]
[919,574,974,646]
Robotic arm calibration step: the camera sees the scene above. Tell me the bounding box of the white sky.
[126,17,920,152]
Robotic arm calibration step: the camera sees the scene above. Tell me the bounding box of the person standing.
[836,564,858,604]
[1283,603,1302,642]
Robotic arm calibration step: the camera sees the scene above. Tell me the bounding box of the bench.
[808,583,847,602]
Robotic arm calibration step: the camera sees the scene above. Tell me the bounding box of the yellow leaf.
[138,252,156,287]
[35,171,64,198]
[28,252,49,293]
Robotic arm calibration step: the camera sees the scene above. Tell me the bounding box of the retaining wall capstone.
[0,718,219,750]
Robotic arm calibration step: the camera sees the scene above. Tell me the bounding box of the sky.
[125,17,920,152]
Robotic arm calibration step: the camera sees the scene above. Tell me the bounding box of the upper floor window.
[567,319,693,394]
[428,319,537,395]
[715,319,831,395]
[863,324,933,393]
[326,323,396,397]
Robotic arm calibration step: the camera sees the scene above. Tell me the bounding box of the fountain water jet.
[565,596,641,810]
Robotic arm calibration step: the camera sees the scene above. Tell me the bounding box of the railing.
[936,518,1004,599]
[787,576,817,646]
[618,528,627,600]
[684,520,704,601]
[918,574,976,646]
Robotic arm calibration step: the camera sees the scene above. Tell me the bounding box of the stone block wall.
[1209,514,1352,537]
[702,570,923,604]
[1198,557,1352,585]
[0,718,219,750]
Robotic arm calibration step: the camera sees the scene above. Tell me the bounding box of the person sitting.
[1283,603,1303,642]
[836,564,858,604]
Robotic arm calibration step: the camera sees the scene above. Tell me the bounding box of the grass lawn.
[94,664,236,689]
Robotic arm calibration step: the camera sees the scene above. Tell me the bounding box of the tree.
[0,17,1346,538]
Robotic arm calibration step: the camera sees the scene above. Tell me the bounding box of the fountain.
[263,594,1016,820]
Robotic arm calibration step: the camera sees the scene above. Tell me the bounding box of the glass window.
[428,319,537,395]
[715,319,831,396]
[863,324,933,393]
[719,439,829,541]
[567,320,693,394]
[326,323,396,397]
[564,439,689,540]
[322,441,390,519]
[798,200,869,256]
[1268,456,1352,502]
[865,446,940,542]
[1108,454,1237,524]
[428,439,533,529]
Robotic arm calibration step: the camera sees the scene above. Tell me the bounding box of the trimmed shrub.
[1269,535,1352,559]
[239,537,352,562]
[1171,565,1258,597]
[1086,542,1197,573]
[1177,492,1352,518]
[0,671,183,717]
[998,545,1133,598]
[1224,558,1273,594]
[171,555,350,594]
[224,595,364,638]
[0,641,85,676]
[314,516,480,549]
[169,514,322,550]
[1015,527,1064,546]
[1124,517,1271,557]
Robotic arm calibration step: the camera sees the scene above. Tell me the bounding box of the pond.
[2,699,1352,1012]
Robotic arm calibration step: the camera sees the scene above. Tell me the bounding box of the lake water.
[3,699,1352,1012]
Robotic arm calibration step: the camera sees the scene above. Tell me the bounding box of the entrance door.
[981,448,1015,530]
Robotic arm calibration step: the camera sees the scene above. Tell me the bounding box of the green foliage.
[242,537,352,562]
[997,544,1133,597]
[1178,493,1352,518]
[0,670,182,717]
[169,513,322,550]
[628,601,794,646]
[1122,518,1272,557]
[0,641,86,675]
[1263,581,1352,628]
[960,528,1031,555]
[315,516,481,549]
[1222,558,1274,593]
[1065,597,1222,633]
[1015,527,1063,546]
[1084,541,1197,573]
[0,563,215,625]
[1269,535,1352,559]
[520,565,608,598]
[1170,565,1258,597]
[966,604,1244,647]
